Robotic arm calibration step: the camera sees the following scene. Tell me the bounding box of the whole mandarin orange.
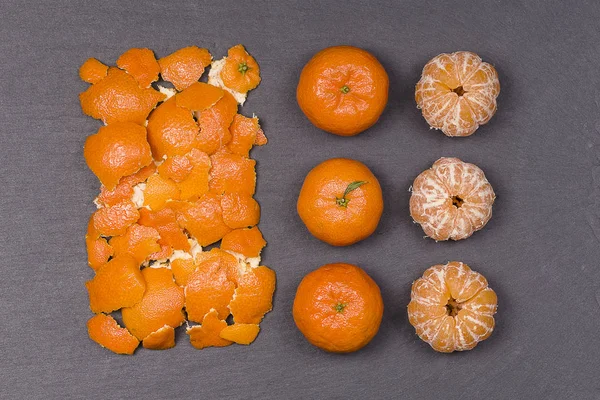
[297,158,383,246]
[296,46,389,136]
[293,263,383,353]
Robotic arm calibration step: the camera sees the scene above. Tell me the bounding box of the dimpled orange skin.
[84,122,153,190]
[79,67,165,125]
[116,48,160,88]
[297,158,383,246]
[409,157,495,241]
[79,58,108,84]
[187,309,232,349]
[175,82,224,111]
[220,193,260,229]
[407,262,498,353]
[293,263,383,353]
[85,255,146,314]
[122,267,185,340]
[220,44,261,94]
[296,46,389,136]
[91,200,140,237]
[146,98,199,160]
[415,51,500,137]
[220,226,266,258]
[142,325,176,350]
[229,265,275,324]
[159,46,212,91]
[87,314,139,355]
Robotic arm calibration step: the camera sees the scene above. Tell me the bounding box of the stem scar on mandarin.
[238,62,250,75]
[335,181,367,208]
[334,303,347,313]
[340,85,350,94]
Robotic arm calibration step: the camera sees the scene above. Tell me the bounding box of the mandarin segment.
[146,98,199,159]
[80,67,165,125]
[122,267,186,340]
[79,58,108,84]
[142,325,176,350]
[86,255,146,314]
[221,226,266,259]
[84,122,153,190]
[407,262,498,353]
[87,314,139,355]
[229,265,275,324]
[159,46,212,91]
[116,48,160,88]
[219,323,260,345]
[187,309,232,349]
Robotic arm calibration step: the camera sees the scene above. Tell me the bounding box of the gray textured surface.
[1,1,599,399]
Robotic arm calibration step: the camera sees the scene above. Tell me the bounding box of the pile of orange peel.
[80,45,275,355]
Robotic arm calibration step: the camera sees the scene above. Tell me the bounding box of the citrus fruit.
[297,158,383,246]
[293,263,383,353]
[84,122,153,190]
[296,45,389,136]
[407,261,498,352]
[415,51,500,137]
[409,157,495,241]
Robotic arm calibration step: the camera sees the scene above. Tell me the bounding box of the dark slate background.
[1,1,598,398]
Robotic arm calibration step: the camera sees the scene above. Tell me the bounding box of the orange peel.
[116,48,160,88]
[80,67,165,125]
[109,223,161,264]
[122,267,185,340]
[158,46,212,90]
[187,309,232,349]
[185,249,239,322]
[221,226,266,259]
[146,98,199,159]
[196,91,238,154]
[84,122,153,190]
[91,200,140,237]
[209,151,256,196]
[219,323,260,345]
[220,193,260,229]
[87,313,139,355]
[180,193,232,246]
[229,265,275,324]
[143,173,181,210]
[175,82,224,111]
[227,114,261,157]
[142,325,176,350]
[86,255,146,314]
[79,58,108,84]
